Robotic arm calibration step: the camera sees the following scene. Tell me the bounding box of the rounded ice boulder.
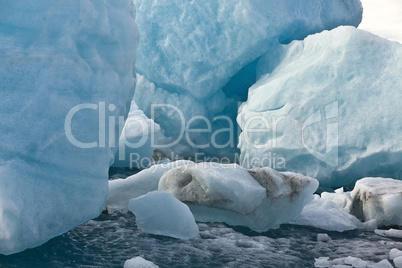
[128,191,199,240]
[350,177,402,226]
[159,163,319,232]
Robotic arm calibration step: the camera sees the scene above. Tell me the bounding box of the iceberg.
[112,102,160,169]
[349,177,402,227]
[0,0,138,255]
[290,195,361,232]
[133,0,363,159]
[159,163,318,232]
[311,177,402,228]
[106,160,193,213]
[128,191,199,240]
[238,26,402,187]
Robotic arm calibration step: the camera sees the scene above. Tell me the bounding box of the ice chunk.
[371,260,393,268]
[133,0,362,158]
[321,190,353,213]
[344,256,367,267]
[395,257,402,268]
[128,191,199,240]
[390,249,402,260]
[314,257,332,268]
[375,229,402,239]
[317,233,332,243]
[112,102,160,169]
[106,160,193,213]
[124,257,159,268]
[159,163,318,232]
[290,195,361,232]
[238,26,402,187]
[0,0,138,255]
[350,178,402,226]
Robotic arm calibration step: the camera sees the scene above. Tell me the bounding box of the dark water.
[0,212,401,268]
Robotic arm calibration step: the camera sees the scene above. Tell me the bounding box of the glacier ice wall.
[133,0,363,160]
[238,26,402,187]
[0,0,139,254]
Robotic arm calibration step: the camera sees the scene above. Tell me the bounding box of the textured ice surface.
[395,256,402,268]
[390,249,402,260]
[321,188,354,212]
[238,26,402,187]
[159,163,318,232]
[372,260,394,268]
[128,191,199,240]
[112,102,160,169]
[291,195,361,232]
[133,0,362,158]
[107,160,193,213]
[349,178,402,226]
[0,0,138,255]
[124,257,159,268]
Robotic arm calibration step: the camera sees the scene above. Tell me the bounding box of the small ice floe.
[394,256,402,268]
[317,233,332,243]
[371,260,393,268]
[124,257,159,268]
[344,256,367,267]
[129,191,199,240]
[375,229,402,239]
[314,256,395,268]
[390,248,402,260]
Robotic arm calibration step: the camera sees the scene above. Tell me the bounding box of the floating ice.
[390,249,402,260]
[159,163,318,232]
[344,256,367,267]
[290,195,361,232]
[128,191,199,240]
[124,257,159,268]
[107,160,193,213]
[395,257,402,268]
[112,102,160,169]
[372,260,393,268]
[349,178,402,227]
[375,229,402,239]
[238,26,402,187]
[317,233,332,243]
[321,188,353,213]
[0,0,138,255]
[315,256,393,268]
[314,257,331,268]
[133,0,362,158]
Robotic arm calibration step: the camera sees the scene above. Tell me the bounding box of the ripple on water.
[0,213,401,268]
